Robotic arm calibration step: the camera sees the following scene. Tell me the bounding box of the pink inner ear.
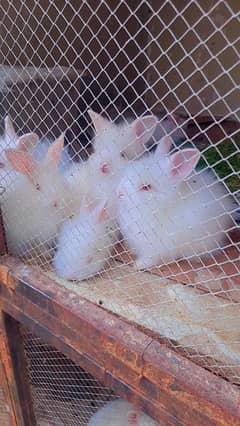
[135,120,145,139]
[133,116,157,148]
[4,149,35,176]
[170,149,200,181]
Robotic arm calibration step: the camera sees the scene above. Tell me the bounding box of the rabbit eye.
[100,162,109,174]
[120,151,126,159]
[0,162,5,168]
[35,183,41,191]
[139,184,153,192]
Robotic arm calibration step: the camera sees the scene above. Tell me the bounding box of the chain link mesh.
[0,0,239,391]
[23,329,118,425]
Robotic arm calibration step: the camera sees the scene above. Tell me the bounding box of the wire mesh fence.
[23,329,118,425]
[0,0,239,390]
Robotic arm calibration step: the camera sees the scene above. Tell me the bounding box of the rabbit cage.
[0,0,240,425]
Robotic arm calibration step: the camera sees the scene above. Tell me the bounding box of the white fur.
[53,200,119,281]
[87,400,159,426]
[64,160,92,214]
[2,135,74,258]
[89,110,158,161]
[117,142,235,269]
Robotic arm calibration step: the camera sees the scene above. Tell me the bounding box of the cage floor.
[45,259,240,386]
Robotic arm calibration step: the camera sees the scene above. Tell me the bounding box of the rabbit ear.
[155,135,173,155]
[168,149,200,182]
[94,200,108,224]
[16,133,39,151]
[5,149,36,177]
[88,109,109,135]
[4,115,16,139]
[44,132,65,168]
[132,115,158,146]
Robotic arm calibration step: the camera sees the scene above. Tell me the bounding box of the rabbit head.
[117,138,201,205]
[88,109,158,180]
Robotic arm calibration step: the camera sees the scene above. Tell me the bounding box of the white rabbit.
[117,137,235,269]
[53,199,119,281]
[2,133,74,258]
[87,399,159,426]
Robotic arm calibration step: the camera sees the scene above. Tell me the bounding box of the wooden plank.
[0,313,37,426]
[2,254,240,383]
[0,356,17,426]
[0,297,179,425]
[0,256,239,425]
[0,313,36,426]
[0,210,7,256]
[144,340,240,426]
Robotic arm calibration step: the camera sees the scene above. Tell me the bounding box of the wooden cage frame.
[0,216,240,425]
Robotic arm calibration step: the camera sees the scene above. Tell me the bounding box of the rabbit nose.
[117,190,124,199]
[100,162,109,174]
[0,162,5,168]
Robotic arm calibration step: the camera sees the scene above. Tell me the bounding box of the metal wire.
[0,0,239,392]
